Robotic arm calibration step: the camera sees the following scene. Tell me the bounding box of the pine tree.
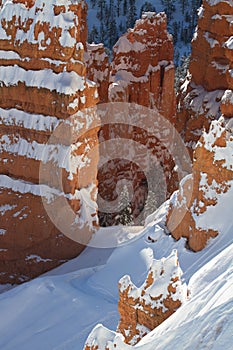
[88,25,99,43]
[115,185,134,226]
[126,0,136,29]
[108,0,118,47]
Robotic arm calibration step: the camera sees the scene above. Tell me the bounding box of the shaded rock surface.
[92,12,179,226]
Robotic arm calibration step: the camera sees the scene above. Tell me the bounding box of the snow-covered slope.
[0,198,232,350]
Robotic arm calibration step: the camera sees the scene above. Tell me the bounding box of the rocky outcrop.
[167,0,233,251]
[167,120,233,251]
[117,249,187,345]
[109,12,176,122]
[0,0,99,284]
[176,0,233,153]
[85,43,109,103]
[84,250,187,348]
[95,12,179,226]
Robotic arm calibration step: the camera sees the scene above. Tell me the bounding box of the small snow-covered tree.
[143,162,167,221]
[115,185,134,225]
[175,53,190,91]
[126,0,136,28]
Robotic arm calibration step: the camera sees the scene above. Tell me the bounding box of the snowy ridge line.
[0,134,89,173]
[0,174,96,205]
[0,107,60,132]
[0,65,85,95]
[0,0,82,48]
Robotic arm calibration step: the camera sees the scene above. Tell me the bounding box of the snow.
[204,32,219,48]
[114,36,146,54]
[208,0,233,6]
[0,0,81,48]
[226,36,233,50]
[25,255,52,263]
[199,120,233,171]
[0,108,60,132]
[0,193,232,349]
[0,65,85,95]
[0,229,6,236]
[118,249,187,314]
[0,133,89,173]
[182,83,224,118]
[0,174,96,206]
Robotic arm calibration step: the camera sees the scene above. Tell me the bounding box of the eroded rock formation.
[167,0,233,251]
[167,120,233,251]
[117,249,187,345]
[0,0,99,284]
[84,250,187,348]
[95,12,178,226]
[109,12,176,122]
[176,0,233,153]
[85,42,109,103]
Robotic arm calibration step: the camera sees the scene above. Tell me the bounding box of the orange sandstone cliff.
[177,0,233,152]
[167,0,233,251]
[0,0,99,284]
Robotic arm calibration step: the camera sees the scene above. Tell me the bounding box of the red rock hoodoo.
[94,12,179,226]
[167,0,233,251]
[176,0,233,153]
[109,12,176,122]
[85,43,110,103]
[84,250,187,348]
[0,0,99,284]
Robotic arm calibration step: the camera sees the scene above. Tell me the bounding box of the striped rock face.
[0,0,99,284]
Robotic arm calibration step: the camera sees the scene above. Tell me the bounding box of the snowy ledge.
[0,108,60,132]
[0,134,89,172]
[0,65,85,95]
[0,0,83,48]
[0,174,97,206]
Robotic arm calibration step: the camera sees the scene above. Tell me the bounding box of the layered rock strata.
[0,0,99,284]
[84,250,187,348]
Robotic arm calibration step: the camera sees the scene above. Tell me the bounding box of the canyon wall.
[176,0,233,152]
[0,0,99,284]
[167,0,233,251]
